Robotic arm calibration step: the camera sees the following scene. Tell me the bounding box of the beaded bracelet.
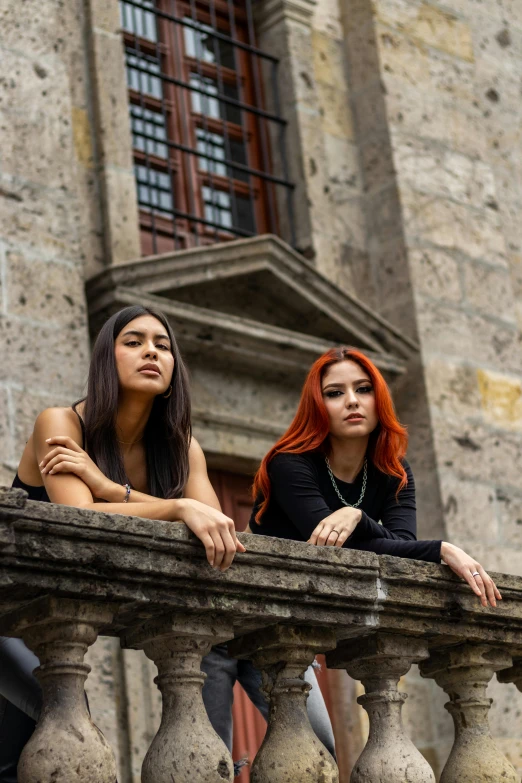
[123,483,131,503]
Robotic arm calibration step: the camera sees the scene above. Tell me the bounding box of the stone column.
[0,597,118,783]
[498,658,522,693]
[229,624,338,783]
[420,644,518,783]
[254,1,321,256]
[123,613,234,783]
[326,633,435,783]
[85,0,141,265]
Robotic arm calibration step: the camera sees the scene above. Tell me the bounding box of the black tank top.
[11,406,86,503]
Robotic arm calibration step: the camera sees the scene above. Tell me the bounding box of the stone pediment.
[87,234,417,379]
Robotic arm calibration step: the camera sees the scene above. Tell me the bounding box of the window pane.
[131,105,168,159]
[202,186,255,234]
[135,164,173,216]
[120,0,158,42]
[195,128,248,182]
[183,18,235,70]
[189,73,241,126]
[126,50,162,99]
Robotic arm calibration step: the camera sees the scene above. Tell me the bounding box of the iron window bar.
[131,120,294,188]
[123,0,279,62]
[137,199,257,238]
[121,0,296,252]
[126,56,286,124]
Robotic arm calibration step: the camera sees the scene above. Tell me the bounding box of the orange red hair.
[252,347,408,523]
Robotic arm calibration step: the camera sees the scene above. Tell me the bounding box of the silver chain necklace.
[325,456,367,508]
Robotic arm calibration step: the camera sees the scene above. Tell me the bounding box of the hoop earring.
[163,385,172,399]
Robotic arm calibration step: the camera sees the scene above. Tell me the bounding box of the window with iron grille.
[119,0,295,256]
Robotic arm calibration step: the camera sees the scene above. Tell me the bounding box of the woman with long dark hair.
[0,304,245,782]
[251,346,501,603]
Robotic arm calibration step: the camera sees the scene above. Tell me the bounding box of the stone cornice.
[86,234,418,365]
[255,0,317,32]
[1,488,521,652]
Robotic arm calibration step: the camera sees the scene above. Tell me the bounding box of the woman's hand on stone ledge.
[308,507,362,547]
[177,498,246,571]
[440,542,502,608]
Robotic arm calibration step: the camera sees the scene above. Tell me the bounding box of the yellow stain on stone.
[71,106,93,168]
[312,30,355,140]
[377,1,474,62]
[477,369,522,430]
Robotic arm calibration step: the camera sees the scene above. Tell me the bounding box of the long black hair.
[80,305,191,498]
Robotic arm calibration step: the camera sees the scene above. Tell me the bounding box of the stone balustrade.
[0,486,521,783]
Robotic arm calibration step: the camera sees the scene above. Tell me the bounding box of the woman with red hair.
[251,346,500,606]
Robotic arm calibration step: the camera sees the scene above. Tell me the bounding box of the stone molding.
[1,487,521,650]
[255,0,317,32]
[87,234,418,366]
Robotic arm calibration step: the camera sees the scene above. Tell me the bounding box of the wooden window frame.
[120,0,287,256]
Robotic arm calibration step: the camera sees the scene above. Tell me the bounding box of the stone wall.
[0,0,101,484]
[326,0,522,774]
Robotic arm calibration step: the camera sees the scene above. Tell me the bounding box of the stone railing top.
[1,487,522,653]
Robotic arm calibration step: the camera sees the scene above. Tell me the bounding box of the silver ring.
[331,530,340,535]
[471,571,480,578]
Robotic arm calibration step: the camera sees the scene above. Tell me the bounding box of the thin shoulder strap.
[71,403,86,450]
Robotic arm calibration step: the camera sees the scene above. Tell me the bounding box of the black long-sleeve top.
[249,451,442,563]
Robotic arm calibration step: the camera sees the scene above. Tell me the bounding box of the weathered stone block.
[88,28,134,170]
[0,55,76,191]
[424,359,482,418]
[312,0,344,38]
[374,0,475,61]
[439,473,499,545]
[401,191,508,267]
[0,0,80,58]
[0,172,82,258]
[0,315,89,396]
[477,368,522,431]
[409,247,462,303]
[5,250,88,326]
[495,487,522,549]
[431,412,522,489]
[393,134,497,210]
[102,167,141,265]
[323,134,361,199]
[88,0,122,35]
[418,300,520,373]
[463,262,515,318]
[312,30,347,86]
[71,106,94,169]
[317,80,356,139]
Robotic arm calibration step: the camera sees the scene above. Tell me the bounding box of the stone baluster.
[420,644,518,783]
[229,624,338,783]
[326,632,435,783]
[498,657,522,693]
[123,613,234,783]
[2,597,118,783]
